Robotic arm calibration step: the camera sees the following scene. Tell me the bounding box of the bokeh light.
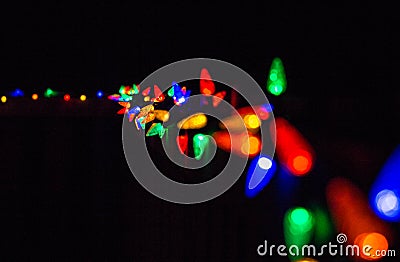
[32,93,38,100]
[355,232,388,260]
[275,117,315,176]
[245,156,276,198]
[63,94,71,102]
[369,145,400,222]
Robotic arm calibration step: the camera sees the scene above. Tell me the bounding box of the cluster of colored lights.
[2,57,398,260]
[1,87,105,103]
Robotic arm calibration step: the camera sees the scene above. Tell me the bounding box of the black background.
[1,2,399,261]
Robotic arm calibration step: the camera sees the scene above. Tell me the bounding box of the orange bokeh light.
[355,232,388,261]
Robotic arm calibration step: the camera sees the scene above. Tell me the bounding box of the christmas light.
[176,133,188,155]
[355,232,388,261]
[32,93,39,100]
[326,177,393,246]
[200,68,215,95]
[369,145,400,222]
[275,117,315,176]
[193,133,210,160]
[283,207,315,261]
[267,57,287,96]
[63,94,71,102]
[11,88,24,97]
[96,90,104,98]
[44,88,57,98]
[177,113,207,130]
[245,156,277,198]
[80,95,87,101]
[212,131,261,158]
[1,96,7,103]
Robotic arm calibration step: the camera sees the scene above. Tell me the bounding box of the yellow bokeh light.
[32,93,38,100]
[240,136,261,156]
[177,113,207,129]
[1,96,7,103]
[244,114,261,129]
[80,95,87,101]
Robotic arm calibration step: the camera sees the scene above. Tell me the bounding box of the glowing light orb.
[244,114,261,129]
[11,88,24,97]
[258,157,272,170]
[80,95,87,101]
[44,88,57,98]
[369,145,400,222]
[32,93,38,100]
[240,136,261,156]
[375,190,399,218]
[1,96,6,103]
[355,232,388,260]
[96,91,104,98]
[63,94,71,102]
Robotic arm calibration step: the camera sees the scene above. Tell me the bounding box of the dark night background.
[1,2,399,261]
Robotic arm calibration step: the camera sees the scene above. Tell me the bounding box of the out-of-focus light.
[312,206,335,246]
[326,177,393,246]
[291,153,313,174]
[266,57,287,96]
[243,114,261,129]
[258,157,272,170]
[146,123,166,138]
[44,88,57,98]
[176,133,188,155]
[355,232,388,261]
[193,133,210,160]
[289,208,313,232]
[275,117,315,176]
[32,93,38,100]
[212,131,261,158]
[200,68,215,95]
[154,110,170,122]
[80,95,87,101]
[177,113,207,129]
[240,136,261,156]
[171,82,191,106]
[63,94,71,102]
[294,258,318,262]
[369,145,400,222]
[11,88,24,97]
[237,104,274,121]
[96,90,104,98]
[284,207,315,261]
[1,96,6,103]
[375,190,399,219]
[245,156,277,198]
[212,91,226,107]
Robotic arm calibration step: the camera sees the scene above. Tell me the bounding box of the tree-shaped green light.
[266,57,287,96]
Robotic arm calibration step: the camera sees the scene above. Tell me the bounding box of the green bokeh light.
[266,57,287,96]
